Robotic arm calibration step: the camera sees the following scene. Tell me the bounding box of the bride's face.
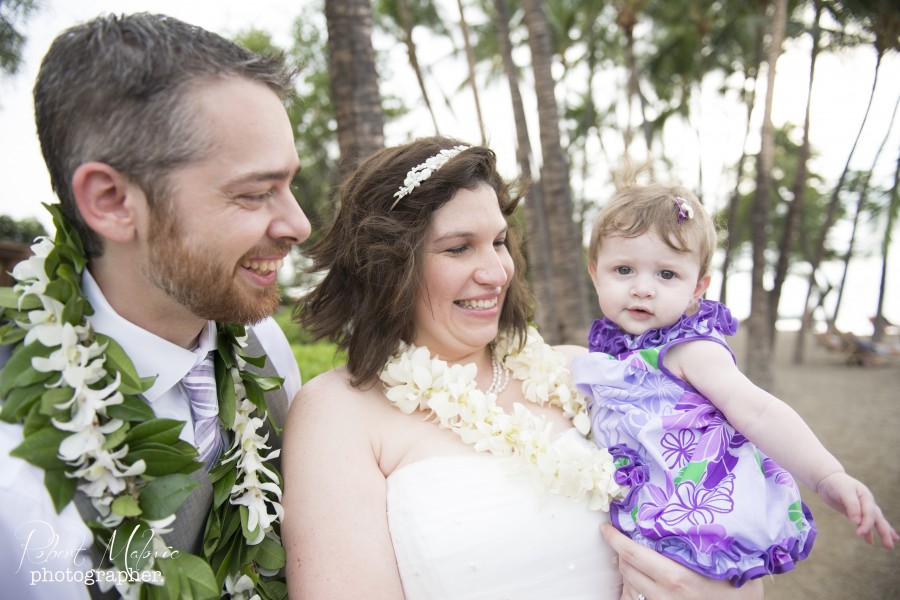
[412,183,513,362]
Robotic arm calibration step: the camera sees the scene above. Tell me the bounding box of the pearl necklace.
[487,348,511,396]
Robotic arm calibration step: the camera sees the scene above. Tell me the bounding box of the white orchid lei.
[379,326,624,511]
[0,205,287,600]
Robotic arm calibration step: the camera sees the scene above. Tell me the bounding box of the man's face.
[144,77,310,324]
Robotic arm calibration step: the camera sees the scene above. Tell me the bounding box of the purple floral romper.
[571,299,816,586]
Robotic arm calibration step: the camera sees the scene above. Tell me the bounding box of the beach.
[728,330,900,599]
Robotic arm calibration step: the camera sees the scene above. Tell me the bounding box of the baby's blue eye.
[615,266,632,275]
[660,270,675,280]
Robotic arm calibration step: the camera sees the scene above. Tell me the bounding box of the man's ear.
[71,162,140,243]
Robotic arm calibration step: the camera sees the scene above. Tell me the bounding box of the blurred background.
[1,2,898,598]
[1,0,899,385]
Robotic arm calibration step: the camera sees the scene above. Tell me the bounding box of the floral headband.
[674,196,694,223]
[389,145,470,210]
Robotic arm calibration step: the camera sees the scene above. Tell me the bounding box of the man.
[0,13,309,598]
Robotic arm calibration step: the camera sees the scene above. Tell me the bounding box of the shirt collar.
[82,269,218,402]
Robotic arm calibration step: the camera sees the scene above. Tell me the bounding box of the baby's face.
[589,230,709,335]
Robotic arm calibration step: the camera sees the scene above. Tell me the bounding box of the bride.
[282,137,762,599]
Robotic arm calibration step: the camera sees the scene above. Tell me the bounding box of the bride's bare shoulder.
[292,366,383,416]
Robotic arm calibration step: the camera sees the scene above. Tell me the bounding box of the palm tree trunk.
[521,0,592,344]
[745,0,787,391]
[325,0,386,176]
[719,22,765,307]
[873,146,900,344]
[456,0,487,144]
[831,92,900,328]
[492,0,559,339]
[396,0,440,135]
[769,0,822,345]
[794,49,884,361]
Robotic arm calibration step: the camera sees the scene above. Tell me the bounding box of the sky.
[0,0,898,334]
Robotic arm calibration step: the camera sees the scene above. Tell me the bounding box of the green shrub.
[272,306,346,382]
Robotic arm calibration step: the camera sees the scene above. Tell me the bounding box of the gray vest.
[77,329,290,598]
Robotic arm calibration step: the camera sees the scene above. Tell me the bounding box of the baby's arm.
[668,340,898,549]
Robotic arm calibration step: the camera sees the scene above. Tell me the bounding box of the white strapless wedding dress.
[386,431,622,599]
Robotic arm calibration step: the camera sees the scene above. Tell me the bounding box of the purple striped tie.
[182,353,224,468]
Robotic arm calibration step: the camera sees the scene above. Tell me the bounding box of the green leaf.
[0,381,44,422]
[111,495,142,517]
[150,554,181,599]
[0,322,27,345]
[0,287,27,309]
[170,553,218,599]
[0,342,55,397]
[243,372,283,393]
[126,419,187,446]
[210,535,235,588]
[140,474,198,521]
[44,468,77,513]
[10,426,68,470]
[105,520,156,572]
[107,394,155,422]
[211,463,237,509]
[203,509,222,558]
[22,408,50,436]
[257,579,288,600]
[216,368,236,430]
[39,387,74,416]
[236,349,267,369]
[96,333,156,395]
[253,534,286,570]
[215,338,236,370]
[243,378,266,414]
[101,421,130,450]
[239,505,262,543]
[127,442,200,476]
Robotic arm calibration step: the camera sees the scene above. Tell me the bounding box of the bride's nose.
[474,253,508,286]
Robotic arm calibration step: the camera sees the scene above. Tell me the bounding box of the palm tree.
[375,0,444,135]
[873,146,900,343]
[325,0,386,176]
[745,0,788,390]
[456,0,488,144]
[831,93,900,331]
[520,0,591,344]
[719,1,769,307]
[491,0,559,339]
[793,0,900,361]
[612,0,653,153]
[769,0,824,344]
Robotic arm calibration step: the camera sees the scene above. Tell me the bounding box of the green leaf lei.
[0,205,287,600]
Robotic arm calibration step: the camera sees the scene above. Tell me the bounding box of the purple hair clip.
[674,196,694,223]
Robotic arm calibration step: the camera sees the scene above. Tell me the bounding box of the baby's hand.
[817,472,899,548]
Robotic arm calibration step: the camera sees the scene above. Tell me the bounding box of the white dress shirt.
[0,269,301,599]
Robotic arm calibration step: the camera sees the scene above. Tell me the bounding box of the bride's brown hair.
[294,136,533,387]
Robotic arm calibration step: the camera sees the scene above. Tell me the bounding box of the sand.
[725,330,900,600]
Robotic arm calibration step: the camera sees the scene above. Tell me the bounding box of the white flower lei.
[379,326,624,511]
[0,206,287,599]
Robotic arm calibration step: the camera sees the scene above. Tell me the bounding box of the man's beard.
[146,209,286,324]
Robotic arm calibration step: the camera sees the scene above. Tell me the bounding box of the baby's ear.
[71,162,140,243]
[687,274,711,314]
